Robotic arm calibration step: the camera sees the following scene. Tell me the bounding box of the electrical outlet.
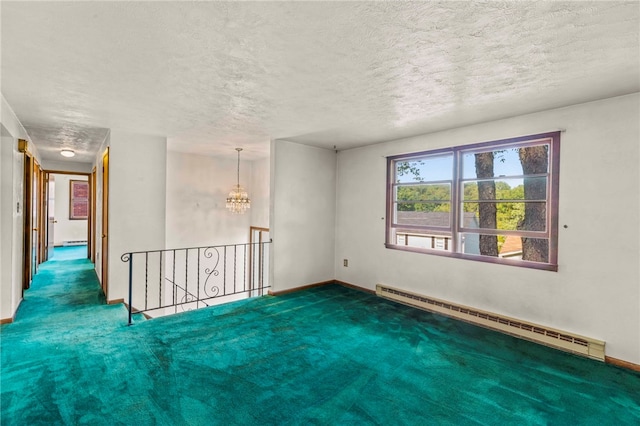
[343,259,348,267]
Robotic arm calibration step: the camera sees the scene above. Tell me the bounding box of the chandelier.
[226,148,251,214]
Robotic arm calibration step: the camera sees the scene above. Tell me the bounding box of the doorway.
[46,173,90,260]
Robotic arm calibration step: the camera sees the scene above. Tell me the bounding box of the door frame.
[42,172,52,262]
[90,167,97,263]
[19,140,46,290]
[38,167,47,262]
[249,226,269,294]
[21,150,34,291]
[101,148,109,299]
[31,162,41,279]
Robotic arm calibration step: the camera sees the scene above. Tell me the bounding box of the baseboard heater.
[63,240,87,246]
[376,284,605,362]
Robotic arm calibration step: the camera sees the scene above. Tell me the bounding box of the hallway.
[2,248,640,425]
[0,247,141,423]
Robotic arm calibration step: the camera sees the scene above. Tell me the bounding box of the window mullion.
[394,199,452,203]
[394,179,453,187]
[464,199,547,203]
[451,149,461,254]
[458,228,549,238]
[459,172,548,183]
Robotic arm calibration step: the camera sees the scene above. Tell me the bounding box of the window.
[386,132,560,271]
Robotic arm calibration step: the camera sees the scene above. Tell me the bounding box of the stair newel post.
[121,252,133,325]
[129,254,133,325]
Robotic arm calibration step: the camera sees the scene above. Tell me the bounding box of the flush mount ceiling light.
[226,148,251,214]
[60,149,75,158]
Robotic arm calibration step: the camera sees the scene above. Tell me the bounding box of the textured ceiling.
[22,125,109,164]
[1,2,639,162]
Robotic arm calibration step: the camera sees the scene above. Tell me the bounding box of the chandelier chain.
[236,148,241,187]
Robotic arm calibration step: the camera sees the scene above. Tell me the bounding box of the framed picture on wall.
[69,180,89,220]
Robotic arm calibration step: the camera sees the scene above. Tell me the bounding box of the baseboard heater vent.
[63,240,87,246]
[376,284,605,361]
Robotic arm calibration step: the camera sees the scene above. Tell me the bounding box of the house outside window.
[386,132,560,271]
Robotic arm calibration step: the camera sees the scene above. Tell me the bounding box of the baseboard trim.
[107,298,125,305]
[335,280,376,295]
[268,280,377,297]
[1,299,23,324]
[605,356,640,372]
[268,280,334,296]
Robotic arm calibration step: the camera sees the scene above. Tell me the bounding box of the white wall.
[105,130,167,303]
[335,94,640,364]
[270,140,337,292]
[52,174,88,246]
[250,157,270,229]
[165,151,253,248]
[0,94,28,321]
[1,134,4,316]
[0,133,12,320]
[44,160,92,174]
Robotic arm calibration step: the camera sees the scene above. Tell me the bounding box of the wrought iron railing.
[121,240,271,324]
[166,277,210,308]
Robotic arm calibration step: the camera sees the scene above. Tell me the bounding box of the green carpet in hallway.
[49,245,89,261]
[1,249,639,425]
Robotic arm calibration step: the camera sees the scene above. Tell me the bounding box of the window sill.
[385,243,558,272]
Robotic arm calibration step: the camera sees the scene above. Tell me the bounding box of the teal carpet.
[1,253,639,425]
[50,245,89,261]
